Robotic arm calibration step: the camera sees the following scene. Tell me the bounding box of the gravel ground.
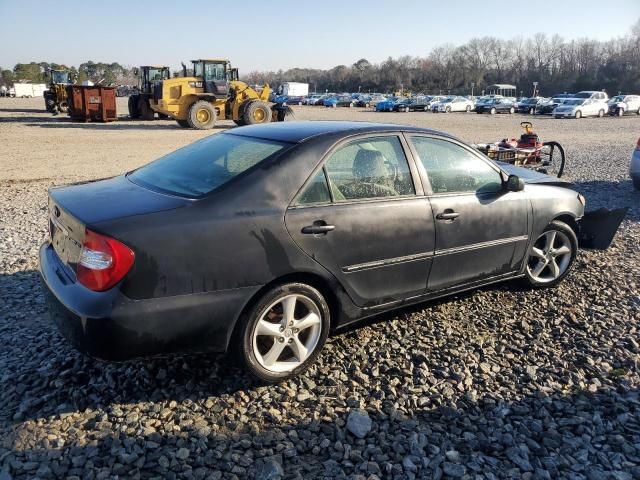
[1,97,639,480]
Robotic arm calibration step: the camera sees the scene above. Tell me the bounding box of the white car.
[631,137,640,190]
[434,96,475,113]
[608,95,640,116]
[553,98,607,119]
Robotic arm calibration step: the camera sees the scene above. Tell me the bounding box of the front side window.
[323,136,415,201]
[204,63,226,81]
[411,137,502,194]
[129,133,287,198]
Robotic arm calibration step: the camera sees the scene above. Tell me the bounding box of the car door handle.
[436,210,460,220]
[302,223,335,234]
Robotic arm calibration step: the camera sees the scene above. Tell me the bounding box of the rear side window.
[129,133,287,197]
[323,136,415,201]
[411,137,502,194]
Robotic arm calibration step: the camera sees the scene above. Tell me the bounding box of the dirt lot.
[1,97,639,479]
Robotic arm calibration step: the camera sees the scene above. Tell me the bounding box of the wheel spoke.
[531,260,547,278]
[282,296,297,323]
[531,247,545,260]
[549,258,560,278]
[554,245,571,256]
[544,231,557,251]
[295,312,320,331]
[262,339,286,367]
[291,336,309,363]
[256,319,281,337]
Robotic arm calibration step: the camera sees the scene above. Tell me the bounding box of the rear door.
[407,135,529,292]
[285,134,434,307]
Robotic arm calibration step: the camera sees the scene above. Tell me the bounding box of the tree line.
[2,21,638,96]
[0,61,136,87]
[243,22,640,96]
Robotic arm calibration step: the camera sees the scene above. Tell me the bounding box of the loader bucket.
[578,207,628,250]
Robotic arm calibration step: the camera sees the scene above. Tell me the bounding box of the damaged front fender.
[578,207,628,250]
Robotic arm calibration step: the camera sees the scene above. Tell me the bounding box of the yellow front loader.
[149,59,291,129]
[44,68,73,114]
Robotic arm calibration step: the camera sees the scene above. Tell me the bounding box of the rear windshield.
[128,133,287,198]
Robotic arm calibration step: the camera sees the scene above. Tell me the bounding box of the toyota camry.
[40,121,624,382]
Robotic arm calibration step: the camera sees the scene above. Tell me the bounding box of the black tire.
[243,100,272,125]
[235,283,330,383]
[598,109,605,118]
[138,97,155,120]
[523,220,577,288]
[276,107,294,122]
[617,108,624,117]
[176,119,190,128]
[44,94,56,113]
[540,141,566,178]
[445,106,451,113]
[128,95,140,119]
[187,100,217,129]
[509,107,515,114]
[575,110,582,119]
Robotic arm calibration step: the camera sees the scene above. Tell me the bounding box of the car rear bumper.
[39,242,259,361]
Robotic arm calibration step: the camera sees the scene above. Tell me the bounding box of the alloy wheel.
[251,294,322,373]
[527,230,573,283]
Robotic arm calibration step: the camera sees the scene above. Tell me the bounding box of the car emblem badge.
[284,328,293,337]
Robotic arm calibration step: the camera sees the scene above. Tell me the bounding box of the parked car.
[475,98,515,114]
[434,96,475,113]
[356,94,387,108]
[324,95,354,108]
[631,136,640,190]
[536,95,573,115]
[608,95,640,116]
[41,121,619,382]
[553,98,607,119]
[304,94,323,105]
[375,97,401,111]
[516,97,548,114]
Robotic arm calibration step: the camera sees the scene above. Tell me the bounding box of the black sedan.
[476,98,515,114]
[393,97,431,112]
[40,122,620,382]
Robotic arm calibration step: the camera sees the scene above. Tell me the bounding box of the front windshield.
[51,71,69,84]
[609,95,624,103]
[147,68,168,81]
[564,99,584,106]
[129,134,287,198]
[573,92,592,99]
[524,98,537,104]
[443,98,453,103]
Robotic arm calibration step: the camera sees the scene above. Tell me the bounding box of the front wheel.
[523,220,577,288]
[237,283,330,382]
[575,110,582,119]
[617,108,624,117]
[465,105,471,112]
[509,107,515,114]
[188,100,217,129]
[490,107,497,115]
[598,109,605,118]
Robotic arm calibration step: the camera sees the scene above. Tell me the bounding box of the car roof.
[226,121,445,144]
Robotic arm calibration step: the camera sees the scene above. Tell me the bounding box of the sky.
[1,0,639,73]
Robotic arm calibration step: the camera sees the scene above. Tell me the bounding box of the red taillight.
[76,229,135,292]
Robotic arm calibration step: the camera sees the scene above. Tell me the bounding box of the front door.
[408,135,529,291]
[285,135,435,307]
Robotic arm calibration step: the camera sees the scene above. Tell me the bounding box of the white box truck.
[276,82,309,98]
[12,83,47,97]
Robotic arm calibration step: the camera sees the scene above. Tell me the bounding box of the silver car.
[608,95,640,116]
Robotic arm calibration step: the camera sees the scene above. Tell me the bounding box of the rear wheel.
[243,100,272,125]
[236,283,330,383]
[509,107,515,114]
[187,100,217,129]
[524,221,577,288]
[128,95,140,119]
[598,109,605,118]
[490,107,497,115]
[539,141,566,178]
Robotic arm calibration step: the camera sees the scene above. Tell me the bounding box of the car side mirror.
[506,174,525,192]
